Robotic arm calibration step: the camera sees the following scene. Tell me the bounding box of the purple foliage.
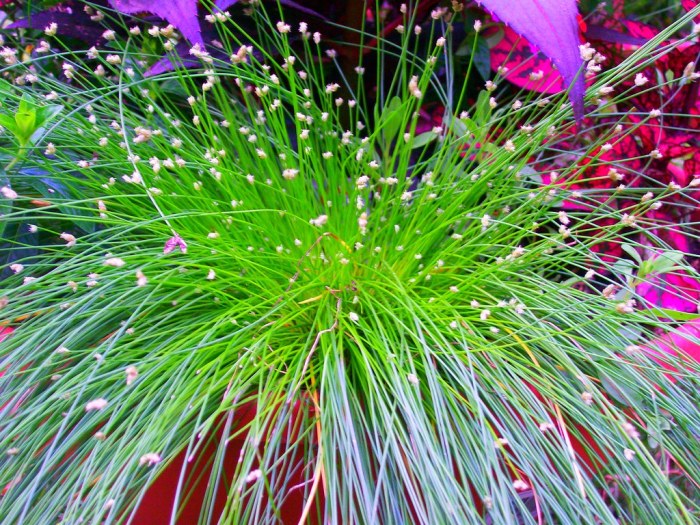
[216,0,323,18]
[112,0,583,118]
[11,0,584,120]
[105,0,323,51]
[9,8,107,43]
[146,55,201,77]
[479,0,585,121]
[107,0,203,45]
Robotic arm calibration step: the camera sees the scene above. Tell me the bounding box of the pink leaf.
[164,235,188,255]
[644,318,700,378]
[108,0,203,45]
[479,0,585,121]
[637,269,700,313]
[0,326,13,343]
[490,26,564,95]
[682,0,699,21]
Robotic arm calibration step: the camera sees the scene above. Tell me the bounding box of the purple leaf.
[145,25,223,76]
[146,55,201,77]
[107,0,203,45]
[216,0,324,19]
[479,0,585,122]
[584,25,649,48]
[146,58,200,77]
[9,9,108,43]
[109,0,324,51]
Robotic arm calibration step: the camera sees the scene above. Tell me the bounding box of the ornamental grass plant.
[1,1,700,523]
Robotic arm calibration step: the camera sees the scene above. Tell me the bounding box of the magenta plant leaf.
[163,235,188,255]
[9,9,108,43]
[108,0,324,50]
[107,0,203,45]
[489,26,564,95]
[682,0,700,22]
[479,0,585,121]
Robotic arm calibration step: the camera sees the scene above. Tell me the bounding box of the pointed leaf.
[489,26,564,94]
[34,104,63,128]
[479,0,585,121]
[410,131,438,149]
[472,35,492,81]
[649,251,686,276]
[620,243,642,265]
[0,114,18,134]
[108,0,203,45]
[379,96,405,146]
[0,79,13,102]
[8,9,107,44]
[14,96,37,144]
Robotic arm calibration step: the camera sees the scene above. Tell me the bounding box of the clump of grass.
[1,3,699,524]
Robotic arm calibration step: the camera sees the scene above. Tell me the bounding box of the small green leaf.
[410,131,437,149]
[17,93,32,115]
[455,38,472,57]
[484,28,504,48]
[618,325,642,342]
[22,169,97,233]
[647,416,675,449]
[638,259,654,280]
[642,308,700,322]
[455,35,491,80]
[650,250,685,275]
[30,105,64,145]
[600,374,642,408]
[474,89,492,127]
[0,113,18,134]
[14,109,37,142]
[517,167,541,183]
[472,38,491,81]
[613,259,636,284]
[0,79,13,104]
[14,95,38,144]
[621,243,642,265]
[380,96,405,147]
[480,142,499,154]
[443,113,467,138]
[35,104,64,128]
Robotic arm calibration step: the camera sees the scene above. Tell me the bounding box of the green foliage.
[0,93,62,149]
[0,3,699,525]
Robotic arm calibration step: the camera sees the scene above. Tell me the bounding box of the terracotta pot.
[131,401,319,524]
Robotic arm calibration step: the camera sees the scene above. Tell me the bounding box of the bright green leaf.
[380,96,405,147]
[0,113,17,134]
[410,131,437,149]
[621,243,642,265]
